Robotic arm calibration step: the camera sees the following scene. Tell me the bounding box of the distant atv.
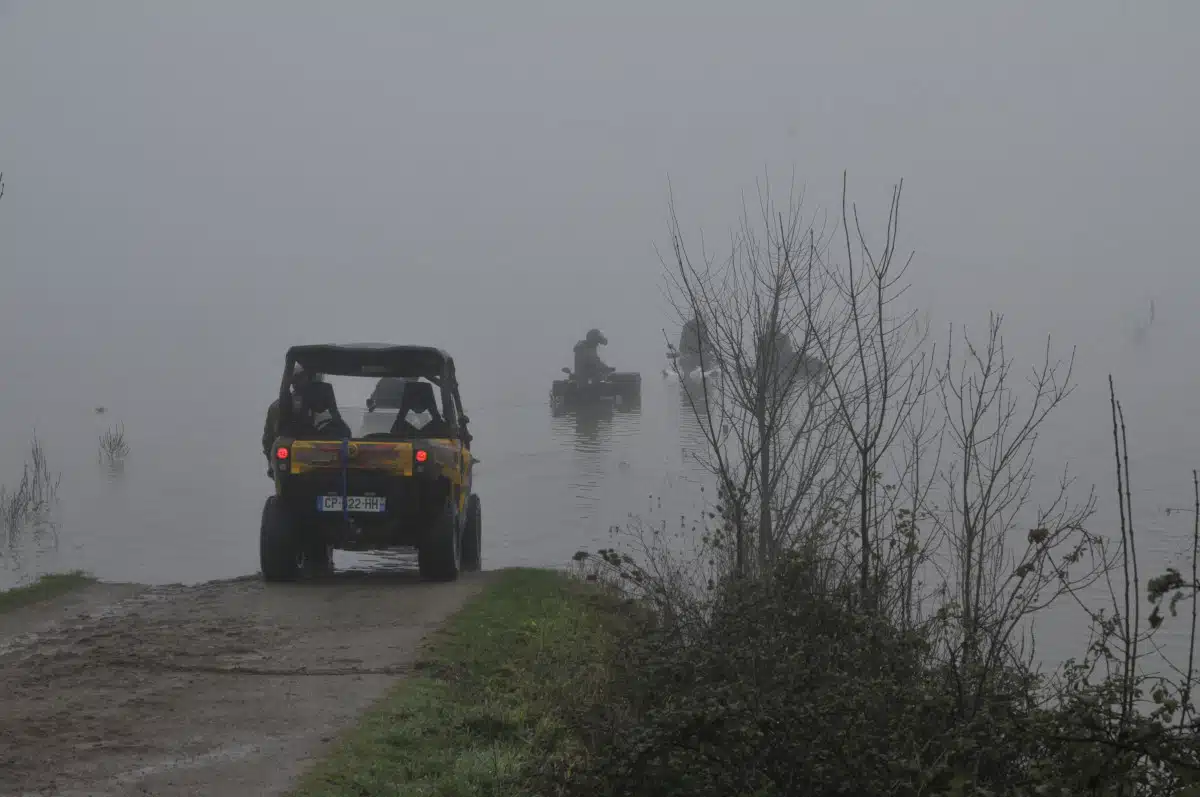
[550,366,641,411]
[262,343,480,583]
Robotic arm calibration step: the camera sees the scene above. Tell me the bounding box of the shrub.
[1,434,61,550]
[541,548,1200,796]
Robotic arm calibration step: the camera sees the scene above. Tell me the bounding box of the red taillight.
[415,449,428,463]
[276,446,289,460]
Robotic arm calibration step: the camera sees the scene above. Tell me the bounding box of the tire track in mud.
[0,569,492,797]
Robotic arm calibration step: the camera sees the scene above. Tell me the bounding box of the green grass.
[290,567,628,797]
[0,570,94,613]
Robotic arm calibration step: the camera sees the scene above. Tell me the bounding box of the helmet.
[585,328,608,346]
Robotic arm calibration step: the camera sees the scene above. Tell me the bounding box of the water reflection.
[551,399,640,522]
[101,458,127,483]
[1,515,61,589]
[675,379,710,448]
[340,548,417,574]
[552,399,622,448]
[540,374,717,572]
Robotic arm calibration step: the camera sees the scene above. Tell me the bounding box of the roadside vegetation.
[549,174,1200,796]
[290,568,631,797]
[291,173,1198,796]
[0,571,93,613]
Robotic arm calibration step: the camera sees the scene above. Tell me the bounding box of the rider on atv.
[572,328,615,383]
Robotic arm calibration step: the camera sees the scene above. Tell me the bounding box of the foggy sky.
[1,0,1197,460]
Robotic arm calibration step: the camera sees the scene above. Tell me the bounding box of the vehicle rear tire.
[418,499,461,582]
[260,496,303,582]
[462,494,482,572]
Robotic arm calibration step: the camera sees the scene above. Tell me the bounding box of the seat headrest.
[306,380,337,406]
[400,381,439,414]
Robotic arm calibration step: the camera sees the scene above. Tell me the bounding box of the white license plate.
[317,495,387,513]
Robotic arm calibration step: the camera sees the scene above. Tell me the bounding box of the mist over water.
[2,1,1197,673]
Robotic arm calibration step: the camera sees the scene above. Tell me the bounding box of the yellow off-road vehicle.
[261,343,479,582]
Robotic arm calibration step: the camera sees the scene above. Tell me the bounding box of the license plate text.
[317,495,387,513]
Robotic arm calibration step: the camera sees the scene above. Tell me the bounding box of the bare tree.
[878,367,948,630]
[930,314,1104,714]
[800,173,935,603]
[660,172,941,597]
[661,176,853,577]
[1100,378,1183,740]
[1144,468,1200,732]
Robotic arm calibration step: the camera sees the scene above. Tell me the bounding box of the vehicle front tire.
[418,499,461,582]
[462,494,482,572]
[260,496,303,582]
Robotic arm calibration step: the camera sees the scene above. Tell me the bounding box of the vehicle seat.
[303,381,353,439]
[390,381,450,438]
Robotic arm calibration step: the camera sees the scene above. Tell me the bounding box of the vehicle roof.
[286,343,455,379]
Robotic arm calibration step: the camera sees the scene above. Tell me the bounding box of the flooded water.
[1,331,1195,677]
[0,344,711,589]
[0,241,1194,678]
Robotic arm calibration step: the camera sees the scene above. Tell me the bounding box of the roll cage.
[277,343,472,444]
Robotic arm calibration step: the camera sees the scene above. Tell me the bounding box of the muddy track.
[0,567,493,796]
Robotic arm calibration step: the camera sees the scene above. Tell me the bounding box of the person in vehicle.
[678,314,713,373]
[367,376,409,411]
[770,330,796,364]
[756,330,827,385]
[262,363,351,475]
[263,362,305,472]
[749,329,797,384]
[573,328,615,382]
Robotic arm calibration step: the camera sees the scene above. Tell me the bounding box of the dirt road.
[0,567,492,796]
